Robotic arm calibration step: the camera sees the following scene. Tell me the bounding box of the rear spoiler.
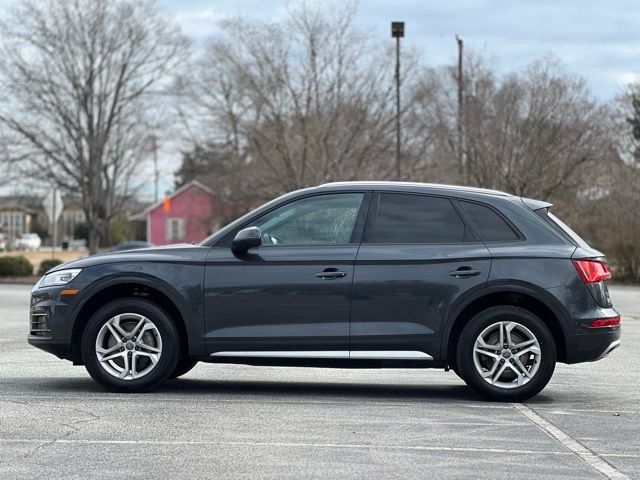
[521,197,553,211]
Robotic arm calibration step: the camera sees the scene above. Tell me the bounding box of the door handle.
[449,267,481,278]
[315,268,347,279]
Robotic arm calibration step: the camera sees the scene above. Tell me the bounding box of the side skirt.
[210,350,433,360]
[203,350,443,369]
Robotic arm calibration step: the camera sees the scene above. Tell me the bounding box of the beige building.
[0,197,38,240]
[0,195,86,246]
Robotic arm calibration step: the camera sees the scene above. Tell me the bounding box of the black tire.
[81,298,180,393]
[170,358,198,379]
[456,306,556,402]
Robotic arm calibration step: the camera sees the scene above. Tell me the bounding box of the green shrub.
[74,222,89,242]
[0,256,34,277]
[38,258,64,275]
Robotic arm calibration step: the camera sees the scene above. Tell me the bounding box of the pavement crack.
[20,404,100,459]
[511,403,629,480]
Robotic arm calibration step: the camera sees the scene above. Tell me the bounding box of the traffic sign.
[42,188,64,223]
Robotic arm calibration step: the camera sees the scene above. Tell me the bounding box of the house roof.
[129,180,216,221]
[0,196,40,214]
[0,193,88,213]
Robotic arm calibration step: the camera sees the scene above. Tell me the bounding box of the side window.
[368,193,469,244]
[250,193,364,246]
[460,201,519,242]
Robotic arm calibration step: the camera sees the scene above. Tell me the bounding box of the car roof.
[317,181,511,197]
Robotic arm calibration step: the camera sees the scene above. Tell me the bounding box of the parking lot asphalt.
[0,284,638,479]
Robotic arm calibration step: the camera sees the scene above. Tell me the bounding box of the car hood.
[47,244,209,273]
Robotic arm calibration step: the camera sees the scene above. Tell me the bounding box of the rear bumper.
[566,327,621,364]
[597,340,621,360]
[545,283,622,364]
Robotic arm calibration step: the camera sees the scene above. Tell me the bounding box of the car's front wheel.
[81,298,180,392]
[456,306,556,402]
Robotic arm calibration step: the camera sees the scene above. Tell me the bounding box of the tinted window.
[461,201,519,242]
[251,193,363,246]
[536,209,590,248]
[369,194,468,243]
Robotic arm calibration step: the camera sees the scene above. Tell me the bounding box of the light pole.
[150,135,159,203]
[52,186,56,260]
[456,34,465,182]
[391,21,404,180]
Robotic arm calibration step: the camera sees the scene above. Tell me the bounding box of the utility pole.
[456,34,465,183]
[52,186,56,260]
[150,135,159,202]
[391,21,405,180]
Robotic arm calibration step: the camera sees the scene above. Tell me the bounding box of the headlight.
[39,269,82,287]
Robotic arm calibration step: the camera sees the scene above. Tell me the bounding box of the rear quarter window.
[536,209,591,249]
[460,201,520,242]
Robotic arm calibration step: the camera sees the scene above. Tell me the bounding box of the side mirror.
[232,227,262,255]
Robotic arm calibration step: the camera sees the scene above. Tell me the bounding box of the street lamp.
[456,34,465,182]
[391,21,404,180]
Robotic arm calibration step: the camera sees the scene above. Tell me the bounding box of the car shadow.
[160,377,485,403]
[5,376,494,403]
[6,373,557,404]
[159,378,556,404]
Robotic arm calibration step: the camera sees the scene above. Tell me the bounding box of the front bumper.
[27,282,85,361]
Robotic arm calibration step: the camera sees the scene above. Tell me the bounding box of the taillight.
[589,316,620,328]
[572,259,611,283]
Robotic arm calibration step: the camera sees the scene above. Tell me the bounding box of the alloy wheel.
[95,313,162,380]
[472,321,541,388]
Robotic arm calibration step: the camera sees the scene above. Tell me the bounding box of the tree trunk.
[88,222,101,255]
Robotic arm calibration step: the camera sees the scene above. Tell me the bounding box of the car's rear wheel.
[81,298,180,392]
[456,306,556,402]
[170,358,198,379]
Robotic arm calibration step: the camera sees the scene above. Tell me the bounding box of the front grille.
[30,311,50,337]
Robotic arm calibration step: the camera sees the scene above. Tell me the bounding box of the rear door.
[350,192,491,359]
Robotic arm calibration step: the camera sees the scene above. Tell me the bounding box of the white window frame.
[166,217,186,241]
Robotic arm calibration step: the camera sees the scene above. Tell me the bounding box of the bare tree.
[176,1,413,204]
[0,0,188,252]
[590,83,640,282]
[410,55,613,203]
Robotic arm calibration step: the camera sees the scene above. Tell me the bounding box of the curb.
[0,277,39,285]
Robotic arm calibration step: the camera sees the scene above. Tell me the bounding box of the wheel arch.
[67,274,195,364]
[442,283,570,367]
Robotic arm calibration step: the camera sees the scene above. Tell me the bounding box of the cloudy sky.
[1,0,638,198]
[154,0,640,100]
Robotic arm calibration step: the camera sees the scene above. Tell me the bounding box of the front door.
[204,192,368,357]
[350,192,491,359]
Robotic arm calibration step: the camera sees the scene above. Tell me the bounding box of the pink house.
[131,181,230,246]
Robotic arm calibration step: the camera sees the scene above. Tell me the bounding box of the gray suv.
[28,182,621,401]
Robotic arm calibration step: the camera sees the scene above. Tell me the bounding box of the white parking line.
[511,403,629,480]
[0,437,575,456]
[1,437,638,459]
